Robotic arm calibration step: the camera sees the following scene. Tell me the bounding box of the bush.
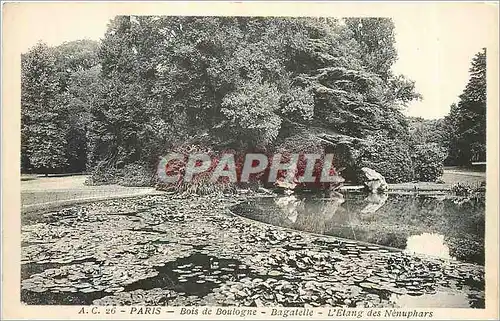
[355,136,414,183]
[86,161,154,187]
[273,130,344,191]
[411,143,447,182]
[173,175,237,195]
[118,163,154,187]
[85,162,122,185]
[451,182,485,198]
[450,183,473,197]
[155,144,238,195]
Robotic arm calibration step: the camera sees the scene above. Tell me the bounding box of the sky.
[7,2,497,120]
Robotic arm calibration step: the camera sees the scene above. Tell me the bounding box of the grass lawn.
[440,168,486,185]
[21,175,156,208]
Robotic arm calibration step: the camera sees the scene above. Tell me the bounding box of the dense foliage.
[21,43,67,174]
[444,49,486,166]
[408,117,448,147]
[22,16,425,186]
[411,143,448,182]
[21,40,100,174]
[407,49,488,174]
[356,136,414,183]
[406,118,449,181]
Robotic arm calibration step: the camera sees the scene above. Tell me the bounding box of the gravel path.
[21,175,157,211]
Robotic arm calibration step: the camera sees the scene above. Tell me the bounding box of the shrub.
[411,143,447,182]
[450,183,472,197]
[85,162,122,186]
[355,136,414,183]
[273,130,344,191]
[173,174,237,195]
[86,161,154,187]
[118,163,154,187]
[451,182,485,199]
[155,144,239,195]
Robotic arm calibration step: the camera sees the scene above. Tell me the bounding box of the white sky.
[7,2,498,120]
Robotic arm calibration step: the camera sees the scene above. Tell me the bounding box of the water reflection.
[405,233,455,260]
[274,195,304,223]
[361,193,388,214]
[391,291,469,308]
[232,192,484,264]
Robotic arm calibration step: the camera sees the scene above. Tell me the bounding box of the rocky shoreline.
[21,194,484,308]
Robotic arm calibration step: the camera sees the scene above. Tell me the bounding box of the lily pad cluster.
[21,194,485,308]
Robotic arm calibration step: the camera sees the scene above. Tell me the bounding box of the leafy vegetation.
[21,40,100,174]
[405,49,486,174]
[355,135,414,183]
[21,43,68,175]
[411,143,448,182]
[26,17,490,188]
[444,49,487,166]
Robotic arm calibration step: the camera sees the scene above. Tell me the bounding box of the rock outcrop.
[361,167,388,193]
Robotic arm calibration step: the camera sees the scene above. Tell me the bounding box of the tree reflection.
[233,192,484,264]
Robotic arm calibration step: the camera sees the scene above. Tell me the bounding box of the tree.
[52,40,100,172]
[52,40,100,93]
[344,17,398,80]
[408,117,448,147]
[21,42,67,174]
[86,16,421,185]
[445,48,486,166]
[21,40,100,174]
[88,16,153,170]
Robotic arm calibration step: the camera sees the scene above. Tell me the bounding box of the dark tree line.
[408,49,487,168]
[21,40,99,174]
[22,17,431,183]
[445,49,487,166]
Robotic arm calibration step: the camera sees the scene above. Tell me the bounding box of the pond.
[231,191,485,265]
[21,194,485,308]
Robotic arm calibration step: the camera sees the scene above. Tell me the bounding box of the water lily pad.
[30,287,47,293]
[359,282,376,289]
[268,270,282,276]
[105,286,125,293]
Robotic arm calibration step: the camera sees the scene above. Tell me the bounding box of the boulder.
[361,167,388,193]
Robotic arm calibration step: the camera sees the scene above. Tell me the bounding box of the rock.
[361,167,388,193]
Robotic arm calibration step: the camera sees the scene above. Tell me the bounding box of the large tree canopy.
[22,16,425,184]
[86,17,420,171]
[21,40,100,173]
[21,43,67,174]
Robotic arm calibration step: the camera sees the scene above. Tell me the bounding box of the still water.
[232,192,485,265]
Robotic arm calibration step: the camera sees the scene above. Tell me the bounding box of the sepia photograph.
[2,1,499,320]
